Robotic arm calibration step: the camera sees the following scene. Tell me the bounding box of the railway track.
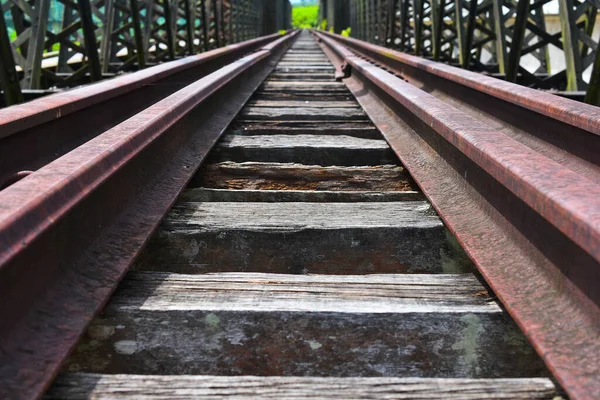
[1,30,599,399]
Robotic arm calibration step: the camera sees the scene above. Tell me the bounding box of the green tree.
[292,5,319,28]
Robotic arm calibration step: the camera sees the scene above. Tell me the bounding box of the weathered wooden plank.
[219,134,389,149]
[246,100,359,108]
[214,135,396,166]
[267,73,334,81]
[231,121,381,138]
[254,91,352,101]
[276,62,333,67]
[279,57,329,60]
[262,81,345,88]
[259,87,348,95]
[60,304,547,377]
[239,106,367,121]
[106,272,502,313]
[274,66,336,72]
[47,374,562,399]
[179,188,423,202]
[274,66,335,73]
[194,162,415,191]
[277,61,330,66]
[134,201,473,274]
[162,201,441,231]
[282,54,326,58]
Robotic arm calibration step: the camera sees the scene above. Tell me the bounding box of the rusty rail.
[314,30,600,400]
[0,30,299,400]
[0,32,290,190]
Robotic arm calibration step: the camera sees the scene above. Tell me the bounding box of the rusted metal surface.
[0,30,299,400]
[318,32,600,184]
[0,32,289,188]
[314,30,600,400]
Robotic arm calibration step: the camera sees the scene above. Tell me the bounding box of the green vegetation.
[292,5,319,29]
[341,27,351,37]
[320,19,327,30]
[279,29,287,35]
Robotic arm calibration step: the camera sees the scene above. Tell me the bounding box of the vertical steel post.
[559,0,584,90]
[142,0,154,61]
[100,0,116,72]
[399,0,409,50]
[431,0,443,60]
[461,0,478,69]
[163,0,176,59]
[130,0,147,67]
[585,46,600,105]
[212,0,220,47]
[386,0,397,46]
[25,0,50,89]
[201,0,209,50]
[79,0,102,80]
[58,3,76,73]
[183,0,195,53]
[413,0,424,55]
[0,6,23,105]
[505,0,529,82]
[492,0,507,74]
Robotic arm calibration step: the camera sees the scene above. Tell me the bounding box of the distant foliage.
[292,5,319,28]
[341,27,351,37]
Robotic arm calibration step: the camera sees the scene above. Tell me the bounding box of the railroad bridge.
[0,3,599,400]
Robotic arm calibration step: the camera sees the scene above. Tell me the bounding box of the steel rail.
[0,30,299,400]
[316,31,600,186]
[0,31,291,189]
[314,30,600,400]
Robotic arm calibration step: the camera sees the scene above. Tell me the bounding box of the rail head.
[314,30,600,400]
[0,30,299,400]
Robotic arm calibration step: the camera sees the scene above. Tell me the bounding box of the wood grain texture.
[274,66,336,72]
[47,374,562,399]
[194,162,415,191]
[262,81,344,87]
[254,91,352,101]
[259,85,345,93]
[214,135,396,166]
[219,134,390,150]
[267,72,334,81]
[246,100,360,108]
[61,307,548,377]
[240,107,367,120]
[179,188,423,202]
[109,272,501,313]
[231,121,381,138]
[134,201,473,274]
[161,201,442,232]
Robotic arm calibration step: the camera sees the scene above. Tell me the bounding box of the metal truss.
[331,0,600,104]
[1,0,289,106]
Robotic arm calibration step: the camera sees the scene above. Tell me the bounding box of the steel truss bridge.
[0,0,291,106]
